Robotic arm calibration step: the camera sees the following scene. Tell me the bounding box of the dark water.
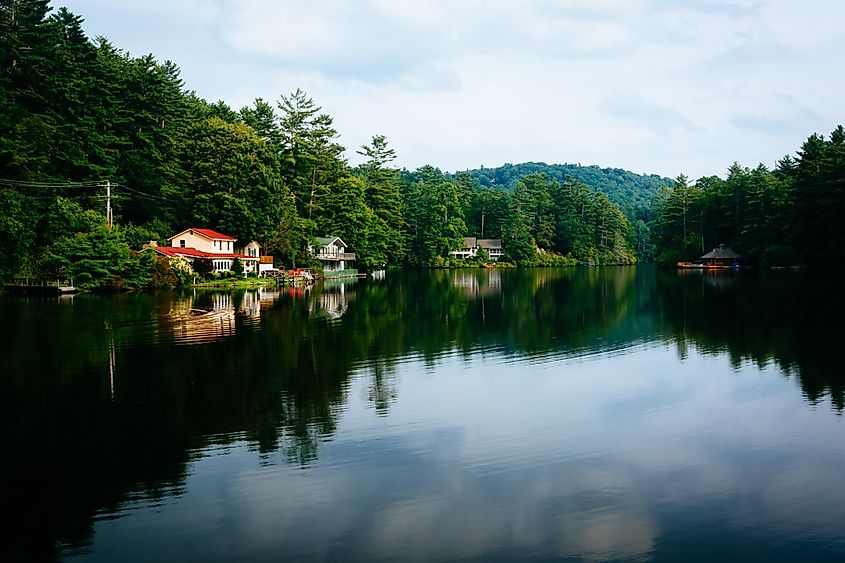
[3,267,845,562]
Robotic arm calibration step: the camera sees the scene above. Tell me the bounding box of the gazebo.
[699,244,741,266]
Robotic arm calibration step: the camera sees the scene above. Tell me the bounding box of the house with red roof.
[151,228,267,275]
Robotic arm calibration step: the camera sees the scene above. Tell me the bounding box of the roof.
[477,239,503,250]
[461,237,477,249]
[700,245,740,260]
[169,228,236,242]
[154,247,257,260]
[315,236,347,247]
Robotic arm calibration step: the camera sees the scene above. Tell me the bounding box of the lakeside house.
[311,236,357,277]
[151,228,273,275]
[450,237,505,261]
[677,244,742,269]
[700,245,741,266]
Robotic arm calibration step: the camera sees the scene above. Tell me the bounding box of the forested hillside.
[0,1,638,287]
[1,1,841,289]
[652,128,845,269]
[463,162,670,221]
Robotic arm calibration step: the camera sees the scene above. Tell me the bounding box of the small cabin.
[700,245,741,266]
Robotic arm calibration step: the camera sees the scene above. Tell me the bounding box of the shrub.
[231,257,243,277]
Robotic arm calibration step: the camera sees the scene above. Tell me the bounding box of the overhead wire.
[112,183,169,201]
[1,178,170,201]
[0,178,102,188]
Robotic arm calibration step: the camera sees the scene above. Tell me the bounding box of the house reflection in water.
[451,269,502,299]
[164,289,281,345]
[677,268,739,290]
[310,280,356,320]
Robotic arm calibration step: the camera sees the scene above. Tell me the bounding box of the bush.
[38,224,133,289]
[230,257,243,277]
[192,257,213,278]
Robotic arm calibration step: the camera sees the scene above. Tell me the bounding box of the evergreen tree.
[356,135,406,265]
[276,89,345,222]
[182,117,286,244]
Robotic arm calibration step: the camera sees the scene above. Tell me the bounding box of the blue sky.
[58,0,844,178]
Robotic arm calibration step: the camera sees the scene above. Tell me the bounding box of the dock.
[3,279,77,295]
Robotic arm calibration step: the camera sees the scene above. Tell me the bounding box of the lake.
[3,266,845,562]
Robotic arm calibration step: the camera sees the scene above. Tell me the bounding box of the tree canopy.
[0,1,841,285]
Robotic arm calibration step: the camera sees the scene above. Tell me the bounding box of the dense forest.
[653,131,845,269]
[463,162,667,221]
[1,1,842,288]
[0,1,639,288]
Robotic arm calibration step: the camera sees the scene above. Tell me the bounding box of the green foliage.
[193,257,213,278]
[464,162,670,222]
[148,254,189,288]
[121,219,170,249]
[0,188,34,279]
[38,223,133,289]
[230,257,243,277]
[403,174,467,267]
[355,135,407,265]
[277,88,346,222]
[501,197,535,264]
[182,117,286,243]
[652,126,845,269]
[2,2,841,279]
[319,175,388,270]
[265,205,314,269]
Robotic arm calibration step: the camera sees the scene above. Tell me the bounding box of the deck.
[3,279,77,295]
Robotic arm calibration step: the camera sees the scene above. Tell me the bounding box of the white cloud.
[60,0,845,177]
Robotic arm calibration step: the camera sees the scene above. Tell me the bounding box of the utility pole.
[105,180,113,229]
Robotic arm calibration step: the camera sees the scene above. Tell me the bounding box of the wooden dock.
[3,279,77,295]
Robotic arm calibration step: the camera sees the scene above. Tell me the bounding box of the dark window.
[180,240,186,248]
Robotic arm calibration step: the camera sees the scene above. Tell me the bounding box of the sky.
[57,0,845,179]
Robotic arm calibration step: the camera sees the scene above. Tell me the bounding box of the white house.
[478,238,505,260]
[449,237,505,261]
[311,236,356,275]
[153,228,263,274]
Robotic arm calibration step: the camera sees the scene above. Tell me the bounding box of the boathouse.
[700,245,741,266]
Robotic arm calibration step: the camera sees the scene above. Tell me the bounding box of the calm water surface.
[3,267,845,561]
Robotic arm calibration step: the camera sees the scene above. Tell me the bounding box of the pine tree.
[356,135,406,265]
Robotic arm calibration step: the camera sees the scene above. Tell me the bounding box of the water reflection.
[310,279,356,320]
[450,268,502,299]
[2,267,844,561]
[164,289,280,345]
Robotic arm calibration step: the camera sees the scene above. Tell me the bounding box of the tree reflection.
[653,269,845,410]
[2,267,843,558]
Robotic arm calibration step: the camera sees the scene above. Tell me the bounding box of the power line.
[0,178,102,188]
[4,193,109,200]
[2,179,171,203]
[113,183,168,201]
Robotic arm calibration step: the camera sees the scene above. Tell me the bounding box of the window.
[227,241,231,250]
[180,240,186,248]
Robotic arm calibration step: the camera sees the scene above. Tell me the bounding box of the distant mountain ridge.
[459,162,672,220]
